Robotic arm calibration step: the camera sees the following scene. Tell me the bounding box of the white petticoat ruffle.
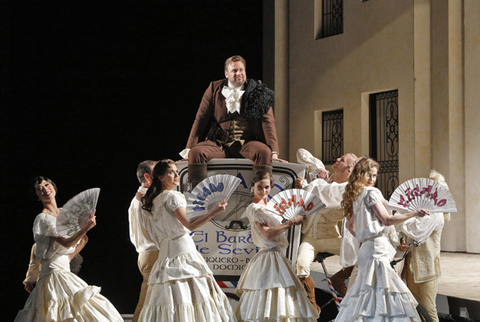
[139,234,235,322]
[14,270,123,322]
[149,250,212,284]
[335,237,421,322]
[236,249,318,322]
[139,275,235,322]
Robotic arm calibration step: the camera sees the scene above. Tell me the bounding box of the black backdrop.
[2,1,263,319]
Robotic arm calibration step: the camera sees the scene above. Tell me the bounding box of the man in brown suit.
[180,55,284,187]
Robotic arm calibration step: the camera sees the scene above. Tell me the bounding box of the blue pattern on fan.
[186,174,241,221]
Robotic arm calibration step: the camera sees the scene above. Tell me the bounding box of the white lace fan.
[266,189,326,222]
[186,174,241,221]
[56,188,100,237]
[388,178,457,214]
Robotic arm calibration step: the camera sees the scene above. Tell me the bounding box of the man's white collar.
[222,81,245,114]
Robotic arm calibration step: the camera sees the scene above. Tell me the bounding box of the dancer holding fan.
[390,170,455,322]
[15,176,123,322]
[185,173,241,221]
[139,159,235,321]
[335,158,430,321]
[235,170,319,322]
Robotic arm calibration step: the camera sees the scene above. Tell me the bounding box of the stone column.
[464,0,480,253]
[263,0,290,160]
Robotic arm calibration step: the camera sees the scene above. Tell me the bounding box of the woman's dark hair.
[251,170,274,187]
[31,176,57,200]
[142,159,176,213]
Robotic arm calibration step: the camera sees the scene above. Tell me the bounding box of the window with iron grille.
[321,0,343,38]
[322,109,343,165]
[369,90,399,199]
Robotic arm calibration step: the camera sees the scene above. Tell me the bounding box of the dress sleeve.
[33,214,61,260]
[247,204,267,224]
[364,188,384,208]
[165,191,187,213]
[33,214,59,238]
[307,180,347,208]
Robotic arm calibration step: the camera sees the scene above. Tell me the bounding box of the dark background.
[2,1,263,319]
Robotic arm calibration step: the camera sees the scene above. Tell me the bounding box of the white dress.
[235,203,318,322]
[138,190,235,322]
[15,213,123,322]
[335,187,421,322]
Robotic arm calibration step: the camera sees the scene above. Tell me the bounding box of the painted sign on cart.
[176,159,307,278]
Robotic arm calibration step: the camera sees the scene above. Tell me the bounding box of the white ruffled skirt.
[335,236,421,322]
[14,268,123,322]
[235,249,318,322]
[138,234,235,322]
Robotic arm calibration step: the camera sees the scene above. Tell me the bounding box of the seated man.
[180,55,284,188]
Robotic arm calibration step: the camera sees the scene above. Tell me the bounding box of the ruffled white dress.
[235,203,318,322]
[138,190,235,322]
[335,187,421,322]
[15,213,123,322]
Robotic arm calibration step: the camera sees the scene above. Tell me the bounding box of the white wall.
[265,0,480,252]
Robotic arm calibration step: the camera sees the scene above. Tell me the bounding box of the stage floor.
[122,252,480,322]
[312,251,480,302]
[311,251,480,320]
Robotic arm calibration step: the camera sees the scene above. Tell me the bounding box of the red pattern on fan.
[266,189,326,222]
[388,178,457,214]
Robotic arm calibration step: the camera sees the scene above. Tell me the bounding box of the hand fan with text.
[266,189,326,222]
[56,188,100,237]
[388,178,456,214]
[186,174,241,221]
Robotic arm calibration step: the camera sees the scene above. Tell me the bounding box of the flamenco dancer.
[335,158,429,321]
[235,170,319,322]
[15,176,123,322]
[23,235,86,293]
[139,159,235,321]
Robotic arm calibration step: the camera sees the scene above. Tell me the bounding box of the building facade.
[263,0,480,253]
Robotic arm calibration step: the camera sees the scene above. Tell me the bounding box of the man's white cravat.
[179,82,245,159]
[222,83,245,114]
